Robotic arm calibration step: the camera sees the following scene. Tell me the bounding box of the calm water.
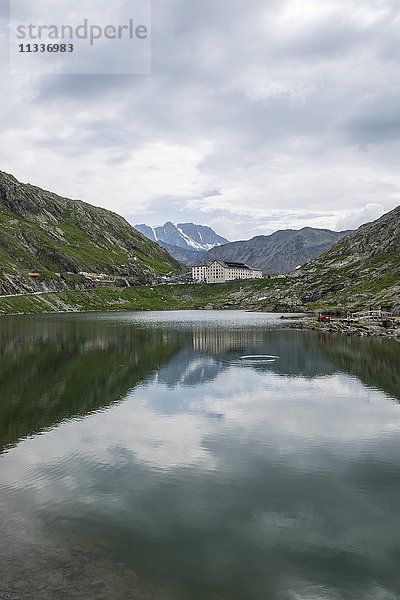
[0,310,399,600]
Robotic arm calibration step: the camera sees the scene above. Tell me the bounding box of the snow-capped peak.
[134,222,229,253]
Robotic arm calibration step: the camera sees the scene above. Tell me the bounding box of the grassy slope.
[0,209,180,281]
[0,255,397,316]
[0,171,183,293]
[0,174,398,315]
[290,206,400,312]
[0,279,287,315]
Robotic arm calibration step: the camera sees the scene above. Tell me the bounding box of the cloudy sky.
[1,0,400,240]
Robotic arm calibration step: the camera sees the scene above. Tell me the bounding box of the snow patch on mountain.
[134,222,229,254]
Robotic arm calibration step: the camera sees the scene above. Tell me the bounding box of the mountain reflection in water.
[0,311,399,600]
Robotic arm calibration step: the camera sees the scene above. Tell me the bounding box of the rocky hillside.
[257,206,400,312]
[0,171,183,294]
[297,206,399,308]
[204,227,352,274]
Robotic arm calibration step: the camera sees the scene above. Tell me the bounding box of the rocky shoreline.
[285,315,400,338]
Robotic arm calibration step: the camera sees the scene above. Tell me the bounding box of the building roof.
[223,261,251,269]
[193,260,262,271]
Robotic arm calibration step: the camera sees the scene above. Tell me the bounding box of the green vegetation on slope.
[270,206,400,312]
[0,171,183,295]
[0,278,288,315]
[0,170,398,314]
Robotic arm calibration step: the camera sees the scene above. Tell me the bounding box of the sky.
[1,0,400,241]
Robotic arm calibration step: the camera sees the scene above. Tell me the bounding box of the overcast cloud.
[1,0,400,239]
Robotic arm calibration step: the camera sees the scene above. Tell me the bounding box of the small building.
[192,260,263,283]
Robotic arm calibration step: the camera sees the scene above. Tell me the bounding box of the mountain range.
[203,227,352,274]
[133,207,400,313]
[134,222,229,264]
[233,204,400,312]
[136,220,353,274]
[287,205,400,311]
[0,171,182,295]
[0,180,398,315]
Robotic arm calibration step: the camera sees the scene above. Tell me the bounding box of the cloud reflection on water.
[0,312,399,600]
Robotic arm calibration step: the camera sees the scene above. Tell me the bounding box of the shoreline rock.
[286,317,400,338]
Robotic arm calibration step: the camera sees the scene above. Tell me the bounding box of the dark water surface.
[0,311,399,600]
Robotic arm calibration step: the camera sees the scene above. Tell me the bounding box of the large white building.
[192,260,263,283]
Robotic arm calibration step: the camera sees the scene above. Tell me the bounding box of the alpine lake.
[0,310,399,600]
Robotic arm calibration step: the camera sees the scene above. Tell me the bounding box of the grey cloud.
[0,3,9,18]
[339,87,400,146]
[347,115,400,145]
[35,74,136,100]
[31,0,398,149]
[2,0,400,234]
